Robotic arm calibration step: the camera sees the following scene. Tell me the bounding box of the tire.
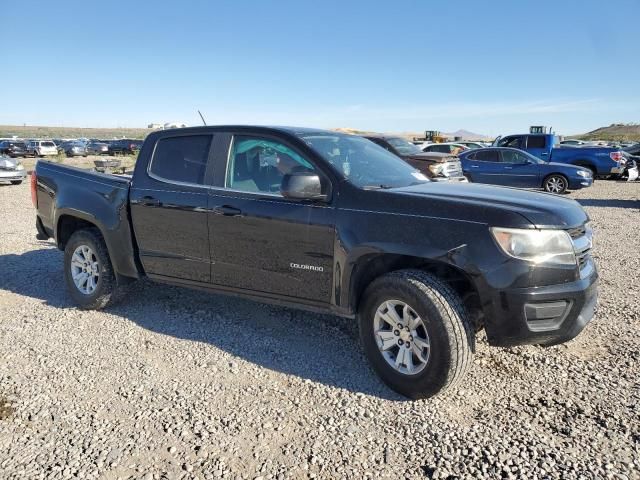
[10,181,22,185]
[543,174,568,194]
[64,228,117,310]
[358,269,474,399]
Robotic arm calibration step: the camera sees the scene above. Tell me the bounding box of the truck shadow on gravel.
[0,246,403,400]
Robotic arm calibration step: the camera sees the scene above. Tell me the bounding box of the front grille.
[567,226,586,239]
[442,161,463,177]
[0,166,16,171]
[568,224,593,276]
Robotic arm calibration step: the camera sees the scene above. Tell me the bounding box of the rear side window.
[474,150,499,162]
[150,135,212,185]
[527,136,547,148]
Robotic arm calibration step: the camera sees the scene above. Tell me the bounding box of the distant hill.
[333,127,490,140]
[0,125,152,140]
[444,129,491,141]
[576,123,640,142]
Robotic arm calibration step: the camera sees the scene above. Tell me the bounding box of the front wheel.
[64,228,117,309]
[543,174,568,194]
[10,180,22,185]
[358,270,474,399]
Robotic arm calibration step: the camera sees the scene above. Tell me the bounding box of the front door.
[130,133,214,282]
[499,149,540,188]
[207,133,335,303]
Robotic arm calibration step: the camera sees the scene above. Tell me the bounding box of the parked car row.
[358,131,639,194]
[0,138,143,158]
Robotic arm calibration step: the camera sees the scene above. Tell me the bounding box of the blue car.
[459,147,593,194]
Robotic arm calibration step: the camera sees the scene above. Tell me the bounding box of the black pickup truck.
[32,126,598,398]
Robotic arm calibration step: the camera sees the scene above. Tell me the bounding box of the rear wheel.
[543,174,568,194]
[358,269,474,399]
[64,228,117,310]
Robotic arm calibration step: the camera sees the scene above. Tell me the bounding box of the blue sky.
[2,0,639,136]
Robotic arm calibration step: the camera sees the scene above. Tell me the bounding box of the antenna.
[198,110,207,126]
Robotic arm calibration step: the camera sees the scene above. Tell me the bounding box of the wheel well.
[351,254,484,330]
[573,161,596,175]
[56,215,99,250]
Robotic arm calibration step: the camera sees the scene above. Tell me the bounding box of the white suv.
[27,140,58,157]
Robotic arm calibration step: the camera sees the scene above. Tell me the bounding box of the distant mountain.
[333,127,491,141]
[445,129,492,141]
[576,123,640,142]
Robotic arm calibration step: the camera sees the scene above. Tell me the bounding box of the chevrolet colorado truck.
[493,133,626,178]
[32,126,598,399]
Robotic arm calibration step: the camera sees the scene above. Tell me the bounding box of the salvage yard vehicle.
[362,134,467,181]
[26,140,58,157]
[86,141,109,155]
[0,156,27,184]
[0,140,29,158]
[60,141,88,157]
[108,139,142,155]
[32,126,598,399]
[420,143,469,155]
[494,133,626,178]
[459,147,593,193]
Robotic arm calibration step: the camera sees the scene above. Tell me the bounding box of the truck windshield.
[300,133,430,189]
[385,137,423,155]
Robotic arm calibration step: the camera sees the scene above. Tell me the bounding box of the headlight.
[491,227,575,265]
[15,164,24,170]
[428,164,444,175]
[577,170,591,178]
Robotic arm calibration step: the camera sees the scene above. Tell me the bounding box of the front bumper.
[483,266,598,347]
[569,177,593,189]
[0,168,27,181]
[432,175,468,183]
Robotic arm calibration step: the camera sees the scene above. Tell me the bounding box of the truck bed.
[34,161,140,280]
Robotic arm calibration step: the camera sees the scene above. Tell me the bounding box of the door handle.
[213,205,243,216]
[504,166,513,169]
[141,196,161,207]
[541,152,549,156]
[470,165,479,168]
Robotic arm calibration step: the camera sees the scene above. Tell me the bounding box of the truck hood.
[0,157,19,169]
[403,152,457,163]
[391,182,588,228]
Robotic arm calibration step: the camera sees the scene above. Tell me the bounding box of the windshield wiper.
[362,184,393,190]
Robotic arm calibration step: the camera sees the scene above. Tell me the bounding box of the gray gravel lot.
[0,179,638,479]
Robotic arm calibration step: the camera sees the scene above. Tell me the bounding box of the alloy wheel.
[546,176,566,193]
[70,245,100,295]
[373,300,430,375]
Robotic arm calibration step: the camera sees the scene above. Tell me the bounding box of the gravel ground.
[0,179,638,480]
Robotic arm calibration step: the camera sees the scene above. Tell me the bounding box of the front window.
[501,149,535,164]
[300,133,429,189]
[498,136,524,148]
[41,142,55,147]
[226,136,316,194]
[385,137,423,155]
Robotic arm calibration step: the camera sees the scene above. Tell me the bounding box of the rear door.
[465,149,502,184]
[499,149,540,188]
[129,132,215,282]
[525,135,549,160]
[206,131,335,304]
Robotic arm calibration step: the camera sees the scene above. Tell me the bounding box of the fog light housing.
[524,300,571,332]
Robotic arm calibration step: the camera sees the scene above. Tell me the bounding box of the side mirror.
[281,171,328,201]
